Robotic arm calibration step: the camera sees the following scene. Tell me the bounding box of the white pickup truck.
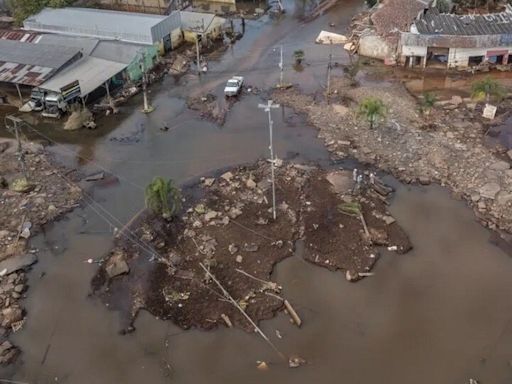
[224,76,244,97]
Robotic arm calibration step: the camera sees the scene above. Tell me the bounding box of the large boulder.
[105,250,129,278]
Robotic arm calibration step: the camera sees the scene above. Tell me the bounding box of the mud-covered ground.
[0,138,82,364]
[93,161,411,333]
[273,74,512,235]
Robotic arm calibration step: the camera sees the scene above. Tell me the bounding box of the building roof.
[0,39,80,86]
[24,7,181,45]
[415,6,512,35]
[0,29,40,42]
[37,34,99,56]
[179,11,224,32]
[90,40,146,64]
[0,39,80,68]
[39,56,126,97]
[371,0,432,43]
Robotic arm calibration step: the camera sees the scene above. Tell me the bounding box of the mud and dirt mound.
[92,161,411,332]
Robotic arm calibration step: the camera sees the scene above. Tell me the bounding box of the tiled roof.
[372,0,431,40]
[415,5,512,35]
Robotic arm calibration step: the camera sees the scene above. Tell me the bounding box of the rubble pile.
[273,78,512,233]
[93,161,410,332]
[0,138,82,363]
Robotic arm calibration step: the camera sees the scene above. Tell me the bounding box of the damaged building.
[400,5,512,69]
[354,0,432,64]
[354,0,512,70]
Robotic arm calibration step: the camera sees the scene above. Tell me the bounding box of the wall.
[124,45,158,81]
[401,45,427,57]
[171,27,183,48]
[358,33,394,61]
[97,0,168,14]
[447,46,512,68]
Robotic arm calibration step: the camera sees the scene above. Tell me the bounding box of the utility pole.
[258,100,280,220]
[195,19,206,75]
[5,115,27,177]
[195,35,201,75]
[326,39,333,101]
[139,53,153,113]
[279,44,284,87]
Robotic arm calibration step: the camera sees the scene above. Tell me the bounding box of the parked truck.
[224,76,244,97]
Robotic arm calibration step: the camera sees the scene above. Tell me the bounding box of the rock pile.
[93,161,411,333]
[0,138,82,364]
[273,79,512,233]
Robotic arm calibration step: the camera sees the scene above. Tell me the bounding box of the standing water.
[2,0,512,382]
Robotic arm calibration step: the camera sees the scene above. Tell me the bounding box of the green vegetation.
[10,0,72,25]
[338,202,362,217]
[145,177,182,220]
[293,50,305,65]
[365,0,378,7]
[471,76,506,103]
[419,92,437,115]
[358,97,386,129]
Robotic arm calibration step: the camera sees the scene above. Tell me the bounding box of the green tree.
[9,0,72,25]
[293,49,305,65]
[365,0,378,7]
[471,76,506,103]
[145,177,181,220]
[358,97,386,129]
[419,92,437,115]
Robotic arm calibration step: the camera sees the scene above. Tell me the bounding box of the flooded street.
[3,0,512,383]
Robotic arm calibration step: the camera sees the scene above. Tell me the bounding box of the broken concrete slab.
[325,171,353,194]
[479,182,501,199]
[0,254,37,275]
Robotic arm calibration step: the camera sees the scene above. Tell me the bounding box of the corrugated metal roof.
[37,34,99,56]
[415,6,512,35]
[0,62,55,86]
[0,30,40,42]
[39,56,127,96]
[0,39,80,68]
[90,40,146,64]
[24,7,181,45]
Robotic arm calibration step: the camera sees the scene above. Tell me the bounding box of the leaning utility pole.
[139,53,153,113]
[258,100,280,220]
[5,115,27,177]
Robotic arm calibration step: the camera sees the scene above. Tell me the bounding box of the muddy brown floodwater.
[3,0,512,382]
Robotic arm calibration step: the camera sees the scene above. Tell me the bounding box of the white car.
[224,76,244,97]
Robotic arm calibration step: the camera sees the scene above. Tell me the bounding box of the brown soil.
[92,161,411,333]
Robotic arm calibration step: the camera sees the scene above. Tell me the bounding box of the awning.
[39,56,127,97]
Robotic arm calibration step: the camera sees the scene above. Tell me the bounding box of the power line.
[20,121,145,191]
[5,123,163,261]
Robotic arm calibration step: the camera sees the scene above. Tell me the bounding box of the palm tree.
[145,177,181,220]
[471,77,506,104]
[358,97,386,129]
[419,92,437,115]
[293,50,305,65]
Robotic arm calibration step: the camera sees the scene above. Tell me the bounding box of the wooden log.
[284,300,302,328]
[199,263,285,360]
[220,313,233,328]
